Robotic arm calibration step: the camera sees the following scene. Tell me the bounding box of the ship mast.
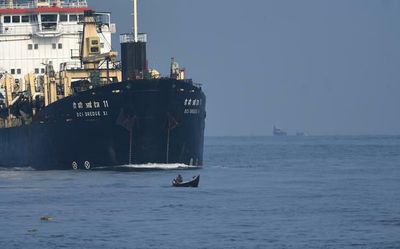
[133,0,138,42]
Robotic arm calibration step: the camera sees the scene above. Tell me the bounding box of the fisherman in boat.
[175,174,183,184]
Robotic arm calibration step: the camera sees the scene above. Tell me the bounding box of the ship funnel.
[120,0,147,80]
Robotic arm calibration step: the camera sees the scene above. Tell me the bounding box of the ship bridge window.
[3,16,11,23]
[60,14,68,22]
[41,14,57,22]
[21,16,30,23]
[69,15,78,22]
[41,14,57,31]
[12,16,20,23]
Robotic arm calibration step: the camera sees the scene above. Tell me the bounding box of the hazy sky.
[90,0,400,136]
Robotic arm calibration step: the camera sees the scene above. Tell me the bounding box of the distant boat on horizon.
[296,132,308,137]
[273,125,287,136]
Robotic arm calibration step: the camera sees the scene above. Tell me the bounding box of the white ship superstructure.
[0,0,115,81]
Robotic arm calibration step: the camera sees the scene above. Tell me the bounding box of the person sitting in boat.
[175,174,183,183]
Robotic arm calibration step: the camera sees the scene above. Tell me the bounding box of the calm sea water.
[0,136,399,249]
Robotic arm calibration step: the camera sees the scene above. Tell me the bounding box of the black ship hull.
[0,79,206,170]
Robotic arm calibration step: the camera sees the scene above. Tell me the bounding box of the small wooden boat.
[172,175,200,187]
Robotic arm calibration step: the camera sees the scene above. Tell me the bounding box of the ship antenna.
[133,0,138,42]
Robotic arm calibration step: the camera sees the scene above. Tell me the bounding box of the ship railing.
[60,60,121,71]
[184,80,202,88]
[0,25,54,35]
[58,23,83,33]
[120,33,147,43]
[179,79,202,88]
[0,3,35,9]
[0,0,87,9]
[0,23,84,35]
[60,61,82,71]
[61,0,88,8]
[193,83,202,88]
[0,24,36,35]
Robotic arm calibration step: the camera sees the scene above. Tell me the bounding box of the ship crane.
[80,10,118,69]
[82,51,118,64]
[81,51,119,85]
